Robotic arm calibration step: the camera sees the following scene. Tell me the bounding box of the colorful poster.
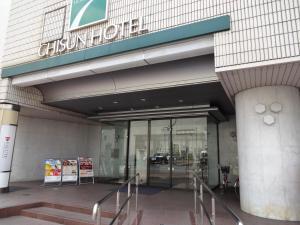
[62,160,78,182]
[0,125,17,173]
[44,159,62,183]
[79,157,94,178]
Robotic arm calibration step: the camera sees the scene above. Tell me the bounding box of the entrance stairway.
[21,203,114,225]
[0,202,138,225]
[0,174,242,225]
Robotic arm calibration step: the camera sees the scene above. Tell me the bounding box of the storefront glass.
[99,121,128,182]
[149,120,171,187]
[172,118,207,189]
[99,117,219,189]
[128,121,149,184]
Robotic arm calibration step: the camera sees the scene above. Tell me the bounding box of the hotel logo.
[69,0,108,30]
[38,0,149,57]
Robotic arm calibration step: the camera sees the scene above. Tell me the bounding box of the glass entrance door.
[172,118,208,189]
[99,121,128,182]
[128,121,149,185]
[149,120,171,187]
[99,117,219,189]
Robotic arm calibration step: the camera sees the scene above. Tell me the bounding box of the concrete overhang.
[38,55,218,103]
[12,35,214,87]
[34,55,234,117]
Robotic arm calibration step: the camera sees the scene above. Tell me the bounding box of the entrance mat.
[116,186,163,195]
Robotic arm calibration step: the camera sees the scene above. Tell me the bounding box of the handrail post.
[97,205,101,225]
[200,183,204,225]
[193,176,198,225]
[116,190,120,213]
[211,197,216,225]
[127,181,131,225]
[135,174,139,214]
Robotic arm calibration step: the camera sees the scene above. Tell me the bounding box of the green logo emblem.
[69,0,108,30]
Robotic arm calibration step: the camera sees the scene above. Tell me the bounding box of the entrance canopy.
[37,55,234,117]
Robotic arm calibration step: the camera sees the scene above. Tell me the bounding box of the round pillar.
[235,86,300,221]
[0,104,19,193]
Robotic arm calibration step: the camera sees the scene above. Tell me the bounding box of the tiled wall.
[0,78,88,118]
[215,0,300,69]
[3,0,300,70]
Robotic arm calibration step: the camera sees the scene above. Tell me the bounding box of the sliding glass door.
[99,117,219,189]
[172,118,208,189]
[149,120,171,187]
[128,121,149,185]
[99,122,128,182]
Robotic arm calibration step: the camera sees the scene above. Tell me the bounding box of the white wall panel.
[10,113,101,182]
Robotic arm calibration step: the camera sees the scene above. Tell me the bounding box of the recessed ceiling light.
[178,99,184,103]
[113,101,119,104]
[140,98,146,102]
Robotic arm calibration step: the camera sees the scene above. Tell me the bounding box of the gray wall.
[10,115,101,182]
[218,116,238,185]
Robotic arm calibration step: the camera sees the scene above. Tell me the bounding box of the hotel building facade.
[0,0,299,222]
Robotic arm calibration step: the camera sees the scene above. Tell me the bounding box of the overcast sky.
[0,0,11,66]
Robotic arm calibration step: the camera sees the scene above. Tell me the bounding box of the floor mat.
[115,186,163,195]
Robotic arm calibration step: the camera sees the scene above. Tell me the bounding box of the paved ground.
[0,216,61,225]
[0,182,299,225]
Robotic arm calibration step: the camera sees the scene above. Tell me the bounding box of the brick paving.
[0,182,299,225]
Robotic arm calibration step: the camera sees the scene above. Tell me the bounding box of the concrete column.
[235,86,300,221]
[0,104,19,193]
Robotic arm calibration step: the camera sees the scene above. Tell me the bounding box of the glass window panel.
[128,121,148,184]
[99,121,128,182]
[207,119,219,187]
[172,117,208,189]
[149,120,171,187]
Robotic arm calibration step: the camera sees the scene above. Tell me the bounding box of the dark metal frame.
[125,122,131,180]
[170,119,173,188]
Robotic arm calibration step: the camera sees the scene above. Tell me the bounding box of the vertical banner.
[0,125,17,172]
[0,125,17,189]
[62,159,78,182]
[44,159,62,183]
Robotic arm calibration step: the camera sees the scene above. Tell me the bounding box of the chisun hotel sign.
[70,0,108,30]
[38,0,149,57]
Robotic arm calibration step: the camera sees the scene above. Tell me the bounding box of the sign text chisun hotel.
[0,0,300,222]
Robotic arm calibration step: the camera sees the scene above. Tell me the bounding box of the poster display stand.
[78,157,95,185]
[44,159,62,186]
[62,159,78,185]
[43,157,95,186]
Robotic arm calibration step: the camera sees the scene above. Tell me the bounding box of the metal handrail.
[193,173,243,225]
[109,193,133,225]
[92,173,140,225]
[196,196,213,225]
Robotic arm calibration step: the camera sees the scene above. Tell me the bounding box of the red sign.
[78,157,94,178]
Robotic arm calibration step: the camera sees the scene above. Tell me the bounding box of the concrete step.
[21,207,114,225]
[0,216,61,225]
